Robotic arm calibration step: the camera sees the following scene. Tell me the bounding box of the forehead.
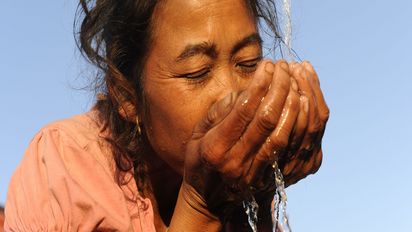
[151,0,257,51]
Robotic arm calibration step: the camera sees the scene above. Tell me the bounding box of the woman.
[4,0,329,231]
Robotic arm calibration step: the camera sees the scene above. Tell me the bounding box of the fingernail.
[303,61,314,72]
[280,62,289,71]
[265,62,274,74]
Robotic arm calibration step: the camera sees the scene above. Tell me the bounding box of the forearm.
[168,184,222,232]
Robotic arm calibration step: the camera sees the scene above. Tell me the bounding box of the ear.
[118,101,137,123]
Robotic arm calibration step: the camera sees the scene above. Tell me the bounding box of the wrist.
[168,183,221,232]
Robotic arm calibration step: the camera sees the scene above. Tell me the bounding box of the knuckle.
[290,91,301,110]
[308,117,322,135]
[278,77,291,93]
[320,107,330,122]
[256,142,274,161]
[293,64,304,78]
[275,69,291,92]
[257,148,271,162]
[249,82,269,101]
[314,121,322,134]
[256,77,270,93]
[200,140,225,167]
[282,162,296,176]
[221,163,242,181]
[234,97,255,123]
[237,110,253,124]
[307,151,323,175]
[314,151,323,172]
[268,135,288,149]
[257,105,279,132]
[295,115,307,133]
[310,163,321,175]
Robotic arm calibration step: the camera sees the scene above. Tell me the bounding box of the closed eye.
[173,66,212,87]
[236,57,262,73]
[178,68,210,79]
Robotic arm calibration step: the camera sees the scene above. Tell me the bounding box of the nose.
[213,67,251,100]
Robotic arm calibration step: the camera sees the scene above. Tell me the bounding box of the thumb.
[192,92,238,138]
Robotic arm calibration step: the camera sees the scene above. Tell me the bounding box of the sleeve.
[4,126,139,232]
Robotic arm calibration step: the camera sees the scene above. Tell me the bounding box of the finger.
[282,158,300,177]
[292,64,321,151]
[303,61,329,123]
[284,150,322,187]
[285,159,305,185]
[302,62,330,144]
[220,61,292,177]
[199,61,273,168]
[301,146,322,175]
[312,148,323,174]
[290,95,309,152]
[244,81,300,184]
[192,92,238,139]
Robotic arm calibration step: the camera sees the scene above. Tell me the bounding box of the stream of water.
[272,161,292,232]
[243,195,259,232]
[242,161,292,232]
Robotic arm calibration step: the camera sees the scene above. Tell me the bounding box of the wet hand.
[279,61,329,186]
[182,60,301,219]
[180,60,329,222]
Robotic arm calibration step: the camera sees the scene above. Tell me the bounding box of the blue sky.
[1,0,411,231]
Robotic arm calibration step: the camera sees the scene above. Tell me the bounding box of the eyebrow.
[230,33,262,56]
[175,33,262,62]
[176,42,217,62]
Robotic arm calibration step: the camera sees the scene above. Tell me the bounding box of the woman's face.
[143,0,262,173]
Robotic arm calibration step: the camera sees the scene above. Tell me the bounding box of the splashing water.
[243,195,259,232]
[242,161,293,232]
[272,161,292,232]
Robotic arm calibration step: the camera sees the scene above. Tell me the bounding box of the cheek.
[143,80,211,170]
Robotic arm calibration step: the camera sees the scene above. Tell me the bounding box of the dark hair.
[75,0,282,195]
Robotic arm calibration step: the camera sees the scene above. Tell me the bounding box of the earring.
[136,115,142,137]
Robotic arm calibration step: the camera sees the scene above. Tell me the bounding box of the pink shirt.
[4,111,156,231]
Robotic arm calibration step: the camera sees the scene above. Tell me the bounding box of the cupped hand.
[279,61,329,187]
[180,60,329,220]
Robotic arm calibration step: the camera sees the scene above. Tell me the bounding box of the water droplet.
[241,99,249,107]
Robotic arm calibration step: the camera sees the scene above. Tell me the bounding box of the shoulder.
[39,110,103,149]
[4,110,152,231]
[18,110,115,178]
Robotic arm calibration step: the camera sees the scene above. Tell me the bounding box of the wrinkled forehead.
[150,0,257,51]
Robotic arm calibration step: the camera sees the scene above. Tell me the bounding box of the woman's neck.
[145,153,182,229]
